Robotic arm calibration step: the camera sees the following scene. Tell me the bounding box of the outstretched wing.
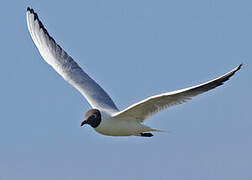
[113,64,242,122]
[26,8,118,112]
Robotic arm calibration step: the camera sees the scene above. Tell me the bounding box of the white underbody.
[93,111,157,136]
[94,119,148,136]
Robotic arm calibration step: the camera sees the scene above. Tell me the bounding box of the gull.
[26,8,242,137]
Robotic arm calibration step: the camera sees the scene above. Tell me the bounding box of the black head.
[80,109,101,128]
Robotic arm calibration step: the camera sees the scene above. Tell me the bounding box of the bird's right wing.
[26,8,118,112]
[112,64,242,123]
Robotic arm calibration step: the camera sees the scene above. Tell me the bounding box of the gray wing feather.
[26,8,118,112]
[113,64,242,122]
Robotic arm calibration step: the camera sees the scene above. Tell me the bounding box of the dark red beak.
[80,120,87,127]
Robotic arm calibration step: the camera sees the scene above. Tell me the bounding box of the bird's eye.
[91,114,97,119]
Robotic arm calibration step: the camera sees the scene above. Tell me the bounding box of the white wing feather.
[113,64,242,122]
[26,8,118,113]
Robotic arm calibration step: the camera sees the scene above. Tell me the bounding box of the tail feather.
[141,125,171,133]
[150,128,172,133]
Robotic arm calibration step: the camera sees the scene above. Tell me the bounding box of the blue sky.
[0,0,251,179]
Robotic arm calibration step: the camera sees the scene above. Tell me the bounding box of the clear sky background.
[0,0,251,180]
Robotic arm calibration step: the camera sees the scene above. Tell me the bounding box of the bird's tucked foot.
[140,133,153,137]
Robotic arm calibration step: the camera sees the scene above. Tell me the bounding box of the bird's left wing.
[26,8,118,112]
[112,64,242,123]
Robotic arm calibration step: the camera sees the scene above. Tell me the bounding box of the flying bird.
[26,8,242,137]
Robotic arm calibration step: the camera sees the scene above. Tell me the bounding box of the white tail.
[141,124,171,133]
[151,128,172,133]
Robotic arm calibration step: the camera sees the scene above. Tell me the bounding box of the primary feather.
[113,64,242,123]
[26,8,119,113]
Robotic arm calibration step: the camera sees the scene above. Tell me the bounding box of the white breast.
[94,116,144,136]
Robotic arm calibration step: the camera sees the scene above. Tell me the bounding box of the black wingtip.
[233,64,242,74]
[27,7,36,17]
[26,7,57,46]
[237,63,243,70]
[27,7,33,12]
